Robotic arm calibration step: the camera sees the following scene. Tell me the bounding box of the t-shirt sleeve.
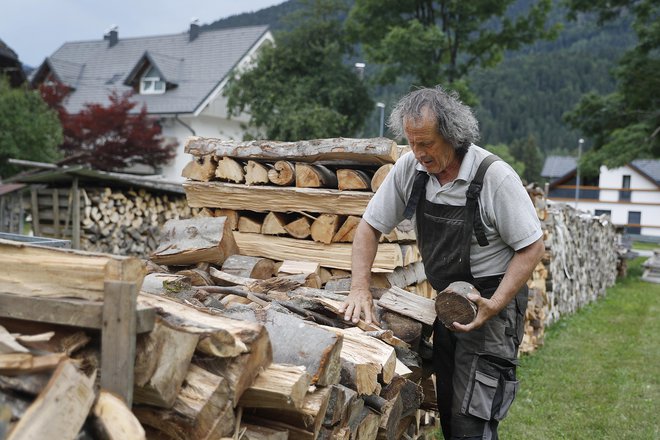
[490,173,543,251]
[362,158,411,234]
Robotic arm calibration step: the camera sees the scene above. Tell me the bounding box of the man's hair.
[387,86,480,155]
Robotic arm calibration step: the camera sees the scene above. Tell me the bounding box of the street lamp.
[376,102,385,137]
[575,138,584,209]
[355,62,365,80]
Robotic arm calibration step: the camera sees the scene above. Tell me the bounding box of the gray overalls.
[403,155,528,440]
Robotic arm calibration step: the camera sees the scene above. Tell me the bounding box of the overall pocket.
[462,355,519,421]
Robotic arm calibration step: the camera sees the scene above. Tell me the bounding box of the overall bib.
[403,155,528,440]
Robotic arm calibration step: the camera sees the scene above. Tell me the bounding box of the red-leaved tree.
[39,82,176,171]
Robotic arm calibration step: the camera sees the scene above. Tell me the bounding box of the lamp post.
[575,138,584,209]
[376,102,385,137]
[354,62,365,80]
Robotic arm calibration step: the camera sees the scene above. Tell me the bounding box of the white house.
[542,156,660,238]
[30,23,273,181]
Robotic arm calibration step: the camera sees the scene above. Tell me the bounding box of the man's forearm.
[350,220,381,290]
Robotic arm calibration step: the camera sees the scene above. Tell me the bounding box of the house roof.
[541,156,577,179]
[631,159,660,185]
[31,25,270,115]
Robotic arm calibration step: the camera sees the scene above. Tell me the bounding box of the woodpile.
[642,249,660,283]
[79,187,197,257]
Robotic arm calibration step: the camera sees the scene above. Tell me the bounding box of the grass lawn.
[632,241,660,251]
[498,258,660,439]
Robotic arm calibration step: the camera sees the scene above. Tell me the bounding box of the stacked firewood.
[80,187,197,257]
[642,249,660,283]
[181,137,430,297]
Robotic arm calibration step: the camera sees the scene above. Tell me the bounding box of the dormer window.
[140,66,165,94]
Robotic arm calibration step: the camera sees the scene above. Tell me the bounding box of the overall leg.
[433,319,456,439]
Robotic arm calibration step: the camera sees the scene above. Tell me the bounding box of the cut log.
[222,307,341,386]
[7,360,95,440]
[241,423,289,440]
[268,161,296,186]
[213,209,239,230]
[0,238,144,301]
[133,318,199,408]
[332,216,361,243]
[0,353,66,376]
[221,255,275,281]
[371,164,394,192]
[284,216,312,240]
[185,137,400,165]
[435,281,479,327]
[183,182,372,216]
[245,160,271,185]
[93,390,146,440]
[150,217,238,266]
[238,215,263,234]
[379,311,423,351]
[377,287,436,326]
[175,268,214,287]
[310,214,342,244]
[262,212,288,235]
[216,157,245,183]
[0,326,29,354]
[239,364,312,410]
[278,260,321,277]
[134,364,234,440]
[296,163,338,189]
[181,155,216,182]
[337,169,371,191]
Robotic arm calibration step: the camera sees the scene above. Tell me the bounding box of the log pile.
[642,249,660,284]
[182,137,429,296]
[79,187,197,257]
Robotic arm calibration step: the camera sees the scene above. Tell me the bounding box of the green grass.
[498,258,660,439]
[632,241,660,251]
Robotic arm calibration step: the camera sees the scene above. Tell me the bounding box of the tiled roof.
[631,159,660,185]
[33,26,269,115]
[541,156,577,179]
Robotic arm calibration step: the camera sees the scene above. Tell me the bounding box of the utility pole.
[376,102,385,137]
[575,138,584,209]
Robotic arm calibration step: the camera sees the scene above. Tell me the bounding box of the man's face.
[404,112,456,175]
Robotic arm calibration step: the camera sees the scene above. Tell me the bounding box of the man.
[339,86,544,439]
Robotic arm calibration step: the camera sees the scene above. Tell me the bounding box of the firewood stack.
[181,137,430,297]
[80,187,198,257]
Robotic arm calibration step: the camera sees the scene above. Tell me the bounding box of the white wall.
[599,164,658,203]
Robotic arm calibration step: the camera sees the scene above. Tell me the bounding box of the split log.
[332,216,361,243]
[435,281,479,327]
[296,163,338,189]
[0,353,66,376]
[133,319,199,408]
[183,182,372,216]
[371,164,393,192]
[240,423,289,440]
[134,364,234,440]
[175,268,214,287]
[350,407,381,440]
[213,209,239,230]
[7,360,95,440]
[277,260,320,277]
[379,311,423,351]
[337,169,371,191]
[181,155,216,182]
[185,137,400,165]
[245,160,271,185]
[239,363,311,410]
[311,214,342,244]
[238,215,263,234]
[216,157,245,183]
[0,239,144,301]
[221,255,275,281]
[284,216,312,240]
[268,161,296,186]
[93,390,146,440]
[150,217,238,266]
[262,212,288,235]
[0,326,29,354]
[377,287,436,326]
[222,307,341,386]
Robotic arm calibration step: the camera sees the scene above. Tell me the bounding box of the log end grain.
[434,281,479,326]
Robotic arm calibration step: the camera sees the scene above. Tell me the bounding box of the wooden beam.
[185,137,400,165]
[183,181,372,216]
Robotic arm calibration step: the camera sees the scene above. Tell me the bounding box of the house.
[542,156,660,238]
[30,23,273,181]
[0,38,27,86]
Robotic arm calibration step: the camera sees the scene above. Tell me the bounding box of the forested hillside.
[205,0,635,156]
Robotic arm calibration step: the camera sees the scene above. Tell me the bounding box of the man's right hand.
[338,287,375,324]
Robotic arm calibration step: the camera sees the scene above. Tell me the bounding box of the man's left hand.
[450,293,502,333]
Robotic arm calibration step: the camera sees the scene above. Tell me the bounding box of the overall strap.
[465,154,501,247]
[403,171,430,220]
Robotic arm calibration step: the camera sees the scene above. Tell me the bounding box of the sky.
[1,0,286,68]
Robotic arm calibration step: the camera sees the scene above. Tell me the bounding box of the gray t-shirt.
[363,145,542,277]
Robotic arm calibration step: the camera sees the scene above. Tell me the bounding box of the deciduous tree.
[0,77,62,178]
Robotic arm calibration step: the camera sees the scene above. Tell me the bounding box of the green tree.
[346,0,558,89]
[563,0,659,176]
[0,77,62,178]
[485,143,526,177]
[510,135,544,183]
[224,0,374,141]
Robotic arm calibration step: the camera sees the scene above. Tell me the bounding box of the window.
[594,209,611,217]
[140,66,165,95]
[620,175,631,201]
[626,211,641,235]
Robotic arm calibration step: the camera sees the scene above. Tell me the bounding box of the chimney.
[104,25,118,48]
[189,18,200,42]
